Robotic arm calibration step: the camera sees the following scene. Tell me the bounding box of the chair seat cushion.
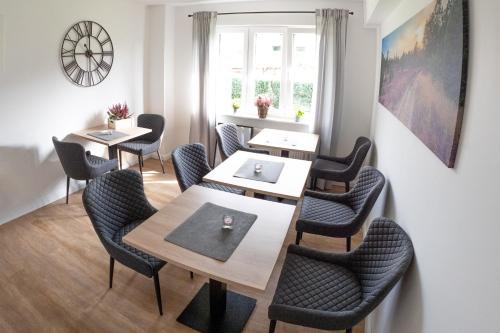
[270,252,361,314]
[118,140,160,155]
[296,196,355,236]
[311,158,349,181]
[198,181,245,195]
[87,155,118,178]
[112,220,166,272]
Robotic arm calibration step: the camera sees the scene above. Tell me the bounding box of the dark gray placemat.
[233,158,285,183]
[87,130,128,141]
[164,202,257,262]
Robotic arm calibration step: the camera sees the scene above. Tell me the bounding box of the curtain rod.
[187,10,354,17]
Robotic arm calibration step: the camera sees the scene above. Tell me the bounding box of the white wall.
[368,0,500,332]
[0,0,146,224]
[164,0,377,156]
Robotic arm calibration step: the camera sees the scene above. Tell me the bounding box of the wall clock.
[61,21,114,87]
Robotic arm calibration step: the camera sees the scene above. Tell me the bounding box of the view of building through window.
[216,27,316,119]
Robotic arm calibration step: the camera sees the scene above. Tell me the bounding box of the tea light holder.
[222,215,234,230]
[254,163,263,174]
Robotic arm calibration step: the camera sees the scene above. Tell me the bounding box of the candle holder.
[222,215,234,230]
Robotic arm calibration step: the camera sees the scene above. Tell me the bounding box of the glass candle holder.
[222,215,234,230]
[254,163,263,174]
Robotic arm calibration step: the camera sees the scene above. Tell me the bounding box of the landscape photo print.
[379,0,468,167]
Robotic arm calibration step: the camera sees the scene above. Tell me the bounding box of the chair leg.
[86,179,89,185]
[157,150,165,174]
[153,273,163,316]
[109,257,115,289]
[312,177,317,190]
[345,181,350,192]
[190,271,194,279]
[119,150,123,170]
[295,231,302,245]
[138,155,143,174]
[66,177,70,204]
[346,328,352,333]
[269,320,277,333]
[346,236,351,252]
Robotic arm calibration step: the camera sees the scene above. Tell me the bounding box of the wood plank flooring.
[0,159,364,333]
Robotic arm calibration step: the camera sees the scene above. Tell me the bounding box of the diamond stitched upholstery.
[269,218,414,331]
[297,166,385,237]
[82,170,166,278]
[216,123,269,161]
[52,136,117,180]
[117,114,164,155]
[311,137,371,183]
[171,143,244,195]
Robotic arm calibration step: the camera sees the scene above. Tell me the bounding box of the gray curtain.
[314,9,349,156]
[189,11,218,165]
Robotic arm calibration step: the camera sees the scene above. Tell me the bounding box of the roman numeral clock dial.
[61,21,114,87]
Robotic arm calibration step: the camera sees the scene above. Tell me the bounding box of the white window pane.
[253,32,283,109]
[217,32,245,111]
[292,33,316,112]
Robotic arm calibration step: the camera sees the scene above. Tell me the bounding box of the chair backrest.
[215,123,243,161]
[82,170,157,244]
[137,114,165,143]
[348,218,414,306]
[171,143,212,192]
[52,136,90,180]
[345,166,385,215]
[346,136,371,167]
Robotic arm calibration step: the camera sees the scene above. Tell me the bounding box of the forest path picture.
[379,0,468,167]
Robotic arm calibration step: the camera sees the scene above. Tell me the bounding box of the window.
[216,27,316,119]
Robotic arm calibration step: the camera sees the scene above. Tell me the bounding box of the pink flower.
[107,102,133,120]
[254,95,272,107]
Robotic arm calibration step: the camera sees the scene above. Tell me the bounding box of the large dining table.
[123,185,296,333]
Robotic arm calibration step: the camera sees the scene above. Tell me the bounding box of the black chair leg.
[86,179,89,185]
[346,236,351,252]
[312,177,317,190]
[119,150,123,170]
[190,271,194,279]
[109,257,115,289]
[345,181,350,192]
[138,155,143,174]
[66,176,70,204]
[153,273,163,315]
[269,320,277,333]
[157,150,165,174]
[295,231,302,245]
[346,328,352,333]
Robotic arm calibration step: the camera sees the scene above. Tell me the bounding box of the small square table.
[72,125,151,159]
[248,128,319,157]
[123,185,296,333]
[203,151,312,200]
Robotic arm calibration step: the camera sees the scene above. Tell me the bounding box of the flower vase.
[108,118,132,130]
[257,106,269,119]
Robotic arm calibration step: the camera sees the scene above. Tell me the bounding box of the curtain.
[189,11,218,166]
[313,9,349,156]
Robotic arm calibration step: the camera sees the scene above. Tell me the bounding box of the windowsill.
[217,112,311,132]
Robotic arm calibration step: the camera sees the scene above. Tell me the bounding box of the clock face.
[61,21,114,87]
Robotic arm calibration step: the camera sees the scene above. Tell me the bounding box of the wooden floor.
[0,159,364,333]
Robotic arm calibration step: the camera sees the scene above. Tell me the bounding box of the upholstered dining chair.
[311,136,372,192]
[215,123,269,161]
[269,218,414,333]
[296,166,385,251]
[117,114,165,174]
[171,143,245,195]
[82,170,166,315]
[52,136,117,204]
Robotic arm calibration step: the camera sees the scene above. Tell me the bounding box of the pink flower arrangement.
[254,95,273,108]
[107,103,132,120]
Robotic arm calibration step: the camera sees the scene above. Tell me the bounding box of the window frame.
[216,25,316,120]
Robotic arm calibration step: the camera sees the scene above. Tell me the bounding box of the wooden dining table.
[72,125,151,159]
[203,150,312,200]
[248,128,319,157]
[123,185,296,333]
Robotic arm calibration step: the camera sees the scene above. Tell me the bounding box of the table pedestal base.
[177,280,256,333]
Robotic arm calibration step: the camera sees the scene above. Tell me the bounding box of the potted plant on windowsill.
[295,109,305,122]
[255,95,272,119]
[232,100,240,113]
[107,103,133,130]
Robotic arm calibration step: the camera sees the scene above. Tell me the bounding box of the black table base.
[177,279,256,333]
[280,150,290,157]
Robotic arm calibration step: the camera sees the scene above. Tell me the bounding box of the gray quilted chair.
[82,170,166,315]
[117,114,165,174]
[296,166,385,251]
[311,137,371,191]
[52,136,118,204]
[215,123,269,161]
[269,218,414,333]
[171,143,245,195]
